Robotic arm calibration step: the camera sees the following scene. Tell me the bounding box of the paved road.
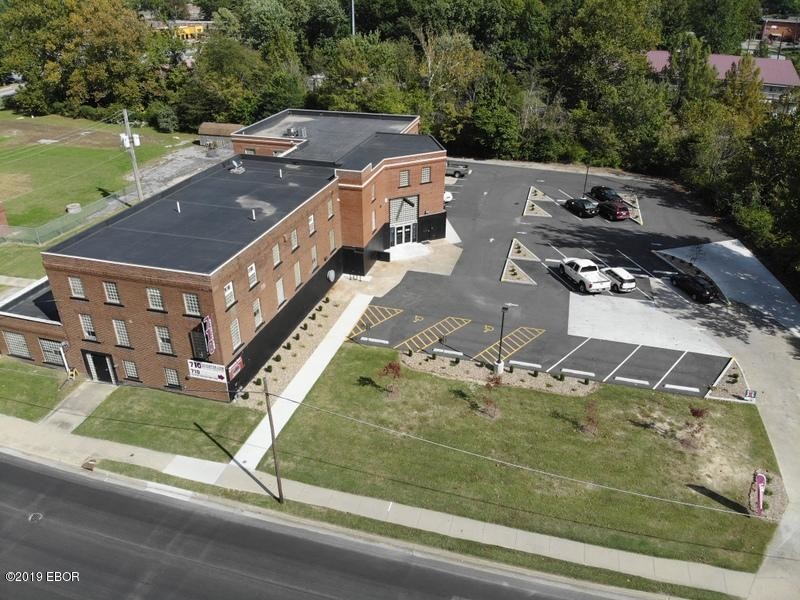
[0,454,636,600]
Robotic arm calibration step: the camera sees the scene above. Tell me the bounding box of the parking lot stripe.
[350,305,404,338]
[615,376,650,385]
[474,326,545,363]
[394,317,472,353]
[616,250,655,278]
[664,384,701,393]
[653,351,688,390]
[602,344,642,382]
[546,338,591,373]
[562,368,595,377]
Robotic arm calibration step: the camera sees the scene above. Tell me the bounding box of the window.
[421,166,431,184]
[112,319,130,347]
[39,339,64,365]
[68,277,85,299]
[272,243,281,267]
[183,293,200,316]
[253,299,263,328]
[329,229,336,253]
[371,209,376,232]
[230,318,242,349]
[103,282,121,304]
[310,245,318,272]
[308,214,315,235]
[290,228,299,250]
[276,278,285,305]
[3,331,31,358]
[399,169,410,187]
[147,287,164,311]
[122,360,139,380]
[155,326,173,354]
[327,198,334,219]
[223,281,235,307]
[247,263,258,288]
[293,262,302,289]
[79,314,97,341]
[164,368,180,388]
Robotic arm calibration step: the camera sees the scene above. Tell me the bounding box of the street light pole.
[495,306,509,374]
[263,372,284,503]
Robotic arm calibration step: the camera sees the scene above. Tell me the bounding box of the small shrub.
[273,354,282,362]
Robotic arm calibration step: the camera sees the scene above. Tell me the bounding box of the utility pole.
[122,108,145,204]
[351,0,355,37]
[263,372,284,503]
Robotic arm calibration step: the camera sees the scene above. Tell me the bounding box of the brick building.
[0,110,448,400]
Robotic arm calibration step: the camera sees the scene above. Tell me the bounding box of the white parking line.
[562,368,595,377]
[549,244,567,258]
[546,338,592,373]
[616,250,655,278]
[653,351,688,390]
[664,384,701,393]
[615,376,650,385]
[603,344,642,382]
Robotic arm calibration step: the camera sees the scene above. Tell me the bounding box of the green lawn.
[74,386,263,461]
[0,356,73,420]
[0,110,193,226]
[0,243,46,278]
[260,344,778,572]
[98,460,737,600]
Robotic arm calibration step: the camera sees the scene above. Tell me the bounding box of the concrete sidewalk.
[0,411,757,598]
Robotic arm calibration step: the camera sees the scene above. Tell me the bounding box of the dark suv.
[445,161,471,178]
[586,186,623,204]
[670,274,716,303]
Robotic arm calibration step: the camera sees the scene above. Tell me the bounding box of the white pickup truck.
[559,258,611,293]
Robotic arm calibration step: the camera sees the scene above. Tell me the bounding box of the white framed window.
[308,214,315,235]
[247,263,258,288]
[293,261,302,289]
[103,282,121,304]
[147,287,164,311]
[329,229,335,253]
[290,228,299,250]
[421,166,431,183]
[399,170,410,187]
[230,318,242,348]
[3,331,31,358]
[223,281,235,307]
[371,209,376,232]
[253,298,263,328]
[276,278,285,305]
[68,276,85,299]
[310,245,318,271]
[39,338,64,365]
[112,319,130,347]
[164,368,180,388]
[183,293,200,316]
[155,326,173,354]
[272,243,281,267]
[79,314,97,341]
[327,198,334,219]
[122,360,139,380]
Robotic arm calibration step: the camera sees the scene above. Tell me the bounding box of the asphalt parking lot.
[354,162,734,396]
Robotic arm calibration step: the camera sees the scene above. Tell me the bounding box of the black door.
[84,351,115,383]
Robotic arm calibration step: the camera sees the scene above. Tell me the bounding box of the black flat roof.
[235,109,420,165]
[46,157,336,274]
[338,133,444,169]
[0,280,60,323]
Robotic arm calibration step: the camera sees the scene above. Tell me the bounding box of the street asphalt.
[357,162,733,396]
[0,453,644,600]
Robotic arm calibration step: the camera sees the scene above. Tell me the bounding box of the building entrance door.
[83,351,116,384]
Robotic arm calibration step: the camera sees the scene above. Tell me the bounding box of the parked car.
[559,258,611,293]
[445,161,471,178]
[443,191,453,203]
[670,274,716,303]
[598,200,630,221]
[586,186,623,204]
[565,197,598,217]
[602,267,637,292]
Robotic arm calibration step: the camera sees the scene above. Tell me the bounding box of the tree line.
[1,0,798,289]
